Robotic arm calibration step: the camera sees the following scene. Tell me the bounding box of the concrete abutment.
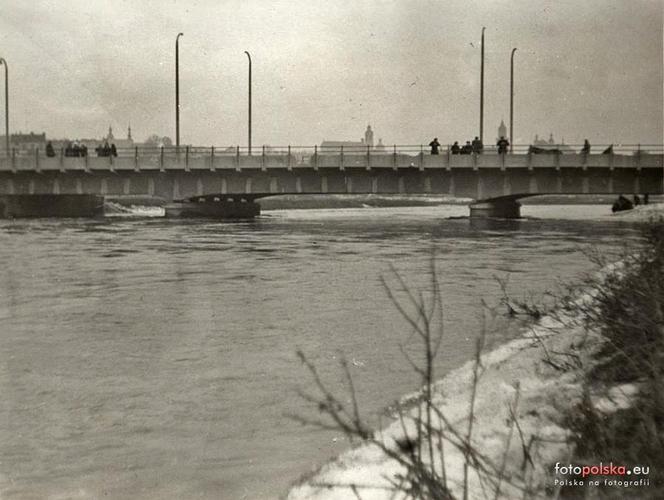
[0,194,104,218]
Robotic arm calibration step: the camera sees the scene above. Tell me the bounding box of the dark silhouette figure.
[529,145,561,154]
[80,144,88,157]
[602,145,614,155]
[429,138,441,155]
[461,141,473,154]
[471,136,483,154]
[497,136,509,154]
[102,141,111,157]
[612,194,634,213]
[45,141,55,158]
[644,193,650,205]
[64,142,74,157]
[633,194,641,207]
[451,141,460,154]
[111,144,118,157]
[581,139,591,155]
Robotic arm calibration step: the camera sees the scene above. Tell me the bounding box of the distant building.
[105,125,134,149]
[496,120,507,142]
[364,125,374,148]
[321,125,380,151]
[532,133,574,152]
[320,139,366,151]
[47,125,136,154]
[0,132,47,153]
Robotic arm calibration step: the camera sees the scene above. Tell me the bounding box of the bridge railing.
[0,144,661,171]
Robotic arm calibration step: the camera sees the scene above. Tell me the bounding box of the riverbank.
[287,207,664,499]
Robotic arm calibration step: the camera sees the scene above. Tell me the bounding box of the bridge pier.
[469,198,521,218]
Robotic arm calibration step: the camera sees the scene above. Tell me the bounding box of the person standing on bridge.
[497,136,510,154]
[429,138,441,155]
[581,139,591,155]
[472,136,483,154]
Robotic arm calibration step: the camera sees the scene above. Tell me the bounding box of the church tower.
[497,120,507,142]
[364,125,374,148]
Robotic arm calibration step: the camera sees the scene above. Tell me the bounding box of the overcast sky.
[0,0,661,147]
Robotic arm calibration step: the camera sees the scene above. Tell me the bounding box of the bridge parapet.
[0,145,661,173]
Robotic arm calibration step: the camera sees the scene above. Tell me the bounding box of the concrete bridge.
[0,145,661,217]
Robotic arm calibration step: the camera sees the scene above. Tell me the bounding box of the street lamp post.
[244,51,252,156]
[510,47,517,152]
[175,33,183,151]
[479,27,485,144]
[0,58,7,157]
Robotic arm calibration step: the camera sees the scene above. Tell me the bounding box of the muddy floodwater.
[0,204,644,499]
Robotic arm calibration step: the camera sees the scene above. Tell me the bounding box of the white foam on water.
[104,202,164,217]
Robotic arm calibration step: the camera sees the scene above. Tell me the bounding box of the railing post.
[134,146,139,170]
[160,146,164,170]
[419,145,424,169]
[393,144,397,169]
[609,147,614,170]
[60,147,64,169]
[314,145,318,169]
[340,145,344,170]
[366,144,371,170]
[185,145,189,169]
[236,146,240,170]
[35,147,40,172]
[287,145,291,169]
[11,147,15,171]
[261,144,265,170]
[210,146,215,170]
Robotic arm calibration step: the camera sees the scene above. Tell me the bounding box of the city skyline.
[0,0,661,147]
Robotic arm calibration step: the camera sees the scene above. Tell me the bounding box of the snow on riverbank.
[610,202,664,221]
[287,290,620,499]
[286,205,664,499]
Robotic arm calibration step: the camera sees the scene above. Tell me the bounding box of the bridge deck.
[0,150,662,173]
[0,148,661,203]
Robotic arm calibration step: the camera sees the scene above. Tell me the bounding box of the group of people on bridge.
[94,142,118,158]
[44,141,118,158]
[428,137,615,156]
[428,136,510,155]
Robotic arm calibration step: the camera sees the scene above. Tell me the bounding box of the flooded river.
[0,205,644,499]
